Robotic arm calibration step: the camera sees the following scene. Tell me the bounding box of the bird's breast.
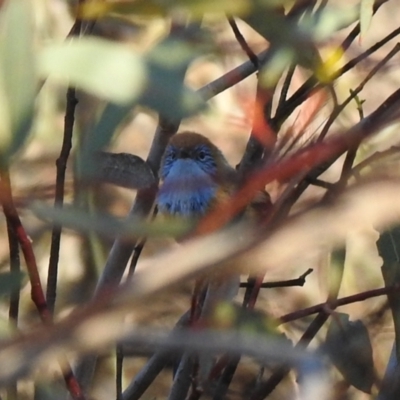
[157,159,218,217]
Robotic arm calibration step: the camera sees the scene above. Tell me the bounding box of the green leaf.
[78,33,206,171]
[378,226,400,361]
[210,302,288,340]
[0,271,24,297]
[244,3,358,71]
[360,0,374,43]
[300,5,359,41]
[0,0,36,159]
[141,37,206,118]
[38,38,147,104]
[31,203,192,238]
[324,313,374,393]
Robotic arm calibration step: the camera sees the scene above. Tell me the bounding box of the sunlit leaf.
[378,226,400,361]
[360,0,374,43]
[316,46,345,83]
[32,203,192,238]
[324,313,374,393]
[38,38,147,104]
[0,0,36,158]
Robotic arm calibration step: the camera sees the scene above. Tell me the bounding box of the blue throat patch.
[157,159,217,217]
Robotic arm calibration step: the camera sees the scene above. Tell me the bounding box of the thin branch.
[280,285,399,324]
[227,17,259,69]
[46,88,77,313]
[4,169,20,400]
[351,146,400,176]
[47,0,88,315]
[318,43,400,141]
[239,268,313,289]
[272,11,399,130]
[116,345,123,400]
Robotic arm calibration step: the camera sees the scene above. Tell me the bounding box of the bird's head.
[157,132,235,217]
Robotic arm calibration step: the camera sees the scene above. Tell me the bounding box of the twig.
[116,345,123,400]
[280,285,399,324]
[272,7,398,130]
[4,170,20,400]
[47,0,88,315]
[239,268,313,289]
[122,312,190,400]
[47,88,77,313]
[227,17,258,69]
[351,146,400,176]
[318,43,400,141]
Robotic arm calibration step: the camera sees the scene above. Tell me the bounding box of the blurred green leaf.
[245,3,358,73]
[78,0,251,19]
[0,271,24,297]
[140,37,206,118]
[210,302,289,340]
[0,0,36,159]
[78,33,206,172]
[300,5,359,41]
[32,203,192,238]
[38,38,147,104]
[360,0,374,43]
[378,226,400,361]
[325,313,374,393]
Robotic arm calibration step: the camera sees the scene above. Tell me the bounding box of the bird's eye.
[197,150,206,161]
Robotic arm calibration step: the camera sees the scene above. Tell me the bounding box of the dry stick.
[240,268,313,289]
[46,88,77,313]
[4,171,20,400]
[227,16,259,69]
[46,0,87,315]
[0,175,85,400]
[279,285,398,325]
[122,312,190,400]
[115,238,146,400]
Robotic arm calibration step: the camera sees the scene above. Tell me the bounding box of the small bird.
[157,131,238,219]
